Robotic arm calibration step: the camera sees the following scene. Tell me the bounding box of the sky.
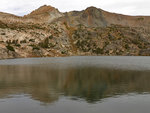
[0,0,150,16]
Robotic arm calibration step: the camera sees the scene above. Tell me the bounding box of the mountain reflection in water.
[0,65,150,104]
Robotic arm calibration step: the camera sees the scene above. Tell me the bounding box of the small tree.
[6,45,15,52]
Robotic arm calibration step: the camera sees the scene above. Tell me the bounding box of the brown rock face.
[0,5,150,59]
[82,7,107,27]
[28,5,56,16]
[24,5,64,23]
[63,6,107,27]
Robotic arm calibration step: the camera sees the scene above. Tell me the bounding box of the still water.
[0,56,150,113]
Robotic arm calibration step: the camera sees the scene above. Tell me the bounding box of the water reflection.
[0,65,150,104]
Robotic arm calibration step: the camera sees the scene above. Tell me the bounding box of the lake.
[0,56,150,113]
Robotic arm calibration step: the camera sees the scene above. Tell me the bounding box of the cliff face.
[0,5,150,59]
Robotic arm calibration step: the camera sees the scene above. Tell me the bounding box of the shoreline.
[0,56,149,71]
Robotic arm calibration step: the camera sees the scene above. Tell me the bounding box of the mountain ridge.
[0,5,149,59]
[1,5,150,26]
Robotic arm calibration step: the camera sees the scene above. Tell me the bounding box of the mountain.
[24,5,64,23]
[0,5,150,59]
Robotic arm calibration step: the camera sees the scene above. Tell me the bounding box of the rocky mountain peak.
[28,5,56,16]
[76,6,107,27]
[84,6,103,17]
[24,5,64,23]
[85,6,100,11]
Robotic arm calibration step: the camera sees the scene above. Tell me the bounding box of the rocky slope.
[0,5,150,59]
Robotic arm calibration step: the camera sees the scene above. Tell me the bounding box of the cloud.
[0,0,149,16]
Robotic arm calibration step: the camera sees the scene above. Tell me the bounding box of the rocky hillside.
[0,5,150,59]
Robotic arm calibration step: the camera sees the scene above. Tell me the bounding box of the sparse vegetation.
[125,44,130,49]
[39,37,49,48]
[29,44,40,50]
[49,35,53,39]
[137,17,144,21]
[29,39,35,42]
[1,33,6,35]
[20,40,27,44]
[0,6,150,59]
[92,48,103,54]
[6,45,15,51]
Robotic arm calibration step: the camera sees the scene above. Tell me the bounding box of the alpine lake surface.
[0,56,150,113]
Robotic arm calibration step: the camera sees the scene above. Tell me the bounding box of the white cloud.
[0,0,150,16]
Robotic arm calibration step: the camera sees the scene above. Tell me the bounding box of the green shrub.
[20,40,27,44]
[49,35,53,39]
[6,40,11,45]
[1,33,5,35]
[33,46,40,50]
[138,44,143,49]
[29,45,40,50]
[137,17,144,21]
[29,39,35,42]
[125,44,130,49]
[61,50,67,54]
[12,40,19,45]
[39,38,49,48]
[93,48,103,54]
[6,45,15,51]
[108,33,115,40]
[15,44,21,47]
[132,39,140,45]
